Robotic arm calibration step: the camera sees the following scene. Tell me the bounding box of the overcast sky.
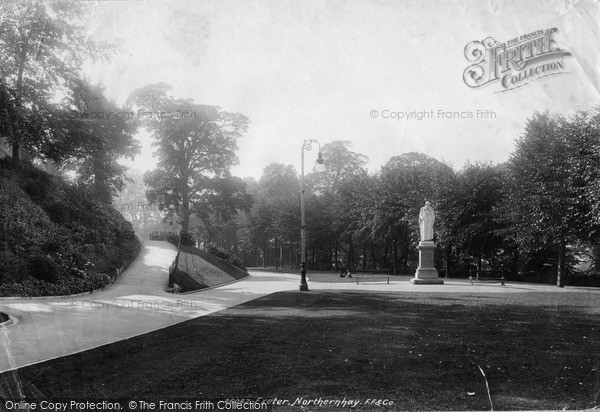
[83,0,600,179]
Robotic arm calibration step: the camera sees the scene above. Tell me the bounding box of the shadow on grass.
[1,290,599,411]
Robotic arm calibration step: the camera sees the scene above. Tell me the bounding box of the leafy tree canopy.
[131,83,250,234]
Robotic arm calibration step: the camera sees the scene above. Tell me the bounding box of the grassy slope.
[5,290,599,410]
[0,161,139,296]
[177,250,238,287]
[179,244,248,279]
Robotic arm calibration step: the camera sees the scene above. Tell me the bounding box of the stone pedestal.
[410,241,444,285]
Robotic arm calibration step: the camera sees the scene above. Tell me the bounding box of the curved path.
[1,241,598,373]
[0,241,297,372]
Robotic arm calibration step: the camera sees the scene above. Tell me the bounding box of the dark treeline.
[197,111,600,287]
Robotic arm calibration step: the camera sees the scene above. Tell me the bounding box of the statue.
[411,200,443,284]
[419,201,435,242]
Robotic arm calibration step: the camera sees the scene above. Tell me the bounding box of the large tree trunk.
[371,242,376,269]
[392,230,398,276]
[557,240,566,287]
[233,232,239,254]
[11,143,20,163]
[289,239,294,269]
[181,190,190,234]
[591,244,600,272]
[512,248,519,280]
[392,243,397,275]
[12,42,28,163]
[382,240,389,269]
[93,157,110,204]
[334,246,338,271]
[347,236,354,272]
[445,244,451,278]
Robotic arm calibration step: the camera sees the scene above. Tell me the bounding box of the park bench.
[468,269,505,286]
[355,268,390,274]
[355,275,390,285]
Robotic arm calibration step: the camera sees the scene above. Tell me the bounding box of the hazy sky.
[83,0,600,179]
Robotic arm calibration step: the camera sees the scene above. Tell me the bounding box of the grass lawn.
[4,291,600,410]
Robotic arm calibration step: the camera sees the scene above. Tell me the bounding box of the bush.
[23,176,52,202]
[226,253,246,271]
[92,238,140,279]
[208,246,246,270]
[46,201,71,224]
[0,156,12,170]
[27,254,60,282]
[0,250,27,284]
[567,272,600,287]
[179,232,196,246]
[209,246,229,260]
[0,164,141,296]
[0,272,111,297]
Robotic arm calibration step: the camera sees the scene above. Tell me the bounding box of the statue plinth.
[410,240,444,285]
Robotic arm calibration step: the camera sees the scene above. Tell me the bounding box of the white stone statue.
[419,201,435,242]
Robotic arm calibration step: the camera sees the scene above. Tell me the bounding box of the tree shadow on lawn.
[2,290,599,411]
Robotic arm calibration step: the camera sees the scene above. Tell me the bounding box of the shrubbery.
[567,272,600,287]
[0,161,140,297]
[0,251,27,284]
[208,246,246,270]
[208,246,229,261]
[27,254,59,282]
[179,232,196,246]
[0,272,110,297]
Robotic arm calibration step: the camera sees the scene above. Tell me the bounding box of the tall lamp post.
[300,139,326,291]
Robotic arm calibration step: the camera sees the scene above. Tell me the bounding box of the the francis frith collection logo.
[463,28,572,92]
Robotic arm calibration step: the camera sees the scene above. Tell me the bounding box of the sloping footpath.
[0,241,298,372]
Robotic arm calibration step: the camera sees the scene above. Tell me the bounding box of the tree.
[239,163,300,268]
[371,152,455,274]
[257,163,299,202]
[57,79,140,203]
[0,78,44,160]
[505,111,582,286]
[561,109,600,246]
[0,3,112,161]
[130,83,249,236]
[306,141,368,271]
[335,170,377,270]
[191,174,253,249]
[113,170,165,233]
[438,162,506,275]
[316,140,368,188]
